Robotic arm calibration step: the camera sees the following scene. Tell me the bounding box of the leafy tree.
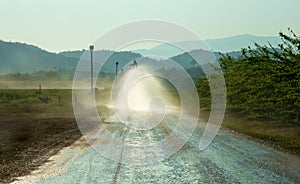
[199,29,300,124]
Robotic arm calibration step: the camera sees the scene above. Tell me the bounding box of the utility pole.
[90,45,94,91]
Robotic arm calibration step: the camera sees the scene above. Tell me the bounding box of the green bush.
[221,29,300,123]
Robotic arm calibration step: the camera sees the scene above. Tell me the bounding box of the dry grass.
[200,110,300,154]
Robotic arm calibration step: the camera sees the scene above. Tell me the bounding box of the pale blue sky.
[0,0,299,52]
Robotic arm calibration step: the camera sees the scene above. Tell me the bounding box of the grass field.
[0,89,73,114]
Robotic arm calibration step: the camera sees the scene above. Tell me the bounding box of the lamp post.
[90,45,94,91]
[115,62,119,77]
[115,62,119,84]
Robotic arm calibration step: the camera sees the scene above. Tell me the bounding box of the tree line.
[197,29,300,124]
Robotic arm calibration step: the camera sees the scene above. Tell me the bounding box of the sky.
[0,0,299,53]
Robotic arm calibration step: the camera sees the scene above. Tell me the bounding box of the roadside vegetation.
[197,29,300,154]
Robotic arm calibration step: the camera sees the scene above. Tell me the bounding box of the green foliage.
[196,77,211,110]
[220,29,300,123]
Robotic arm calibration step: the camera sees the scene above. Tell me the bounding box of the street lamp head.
[116,62,119,65]
[89,45,94,51]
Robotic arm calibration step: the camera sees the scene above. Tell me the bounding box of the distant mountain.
[205,34,282,52]
[171,49,242,68]
[0,40,77,74]
[169,49,244,78]
[0,34,277,76]
[59,50,85,59]
[134,34,282,57]
[59,50,141,74]
[0,41,141,75]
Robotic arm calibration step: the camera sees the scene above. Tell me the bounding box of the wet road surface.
[15,114,300,184]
